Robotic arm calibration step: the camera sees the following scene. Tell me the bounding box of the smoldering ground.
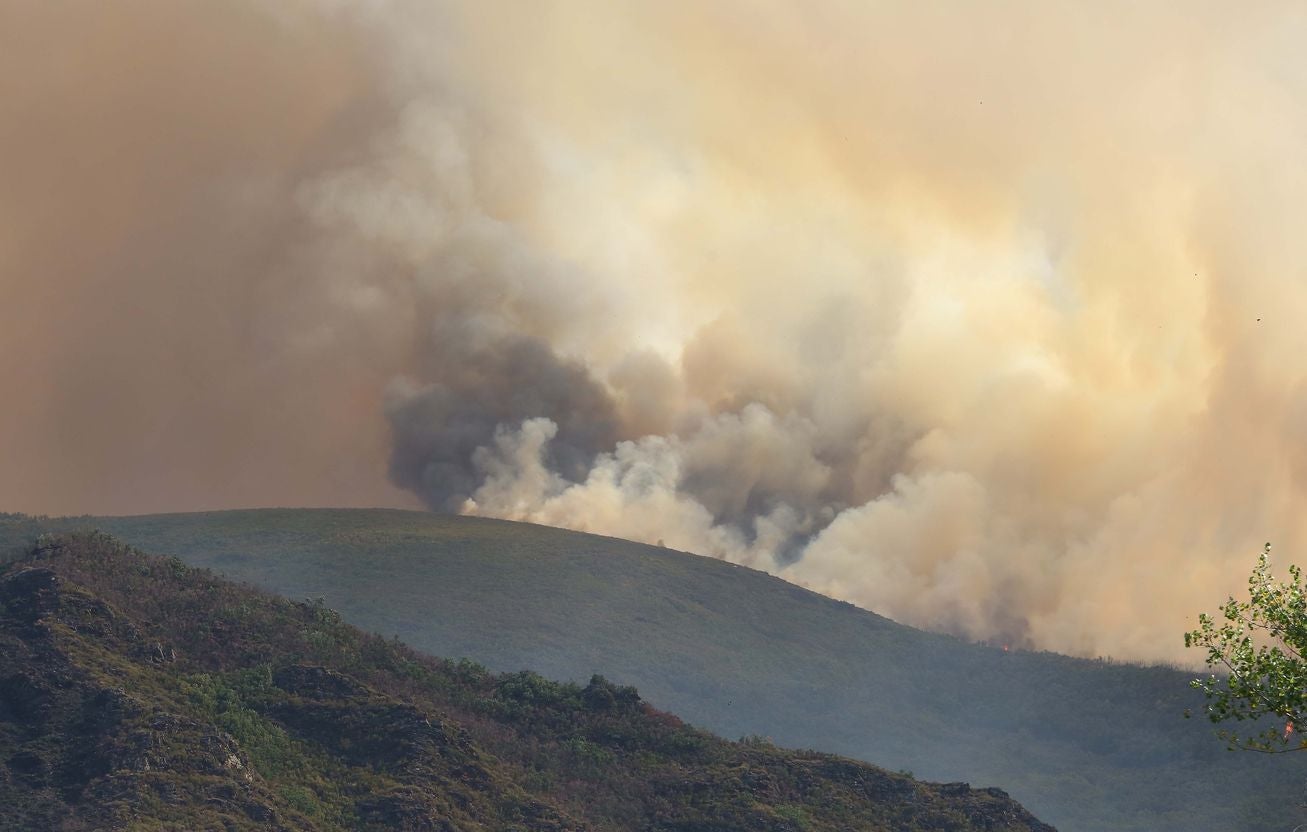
[7,0,1307,662]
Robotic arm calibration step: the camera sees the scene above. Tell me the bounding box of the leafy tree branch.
[1186,543,1307,752]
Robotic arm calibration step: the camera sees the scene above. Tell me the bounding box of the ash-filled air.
[6,0,1307,662]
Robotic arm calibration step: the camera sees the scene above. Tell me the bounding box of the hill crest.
[2,508,1302,831]
[0,530,1053,831]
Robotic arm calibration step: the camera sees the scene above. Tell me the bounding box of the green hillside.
[3,509,1302,831]
[0,531,1051,831]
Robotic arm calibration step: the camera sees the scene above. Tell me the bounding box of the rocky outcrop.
[0,567,61,622]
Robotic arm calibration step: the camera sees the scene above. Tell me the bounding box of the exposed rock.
[242,800,277,823]
[273,664,366,699]
[29,536,66,560]
[0,567,62,621]
[7,750,50,786]
[739,766,774,795]
[89,686,139,724]
[357,787,458,832]
[0,672,56,723]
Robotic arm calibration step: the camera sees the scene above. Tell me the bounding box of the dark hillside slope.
[0,532,1051,831]
[3,509,1302,831]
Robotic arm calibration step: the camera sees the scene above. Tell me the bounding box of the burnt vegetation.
[0,531,1051,831]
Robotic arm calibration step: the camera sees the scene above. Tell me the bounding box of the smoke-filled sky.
[6,0,1307,662]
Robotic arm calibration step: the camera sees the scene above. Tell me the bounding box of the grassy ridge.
[2,509,1302,831]
[0,531,1051,831]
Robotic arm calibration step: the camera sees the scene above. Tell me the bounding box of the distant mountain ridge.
[2,509,1302,831]
[0,530,1052,831]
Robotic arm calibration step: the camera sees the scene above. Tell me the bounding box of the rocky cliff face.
[0,533,1054,831]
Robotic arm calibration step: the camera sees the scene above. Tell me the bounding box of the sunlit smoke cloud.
[7,0,1307,661]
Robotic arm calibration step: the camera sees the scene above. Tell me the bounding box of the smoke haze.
[6,0,1307,661]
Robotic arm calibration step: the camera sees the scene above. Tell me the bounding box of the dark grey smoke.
[386,333,619,512]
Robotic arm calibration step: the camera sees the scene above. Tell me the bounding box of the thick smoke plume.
[7,0,1307,661]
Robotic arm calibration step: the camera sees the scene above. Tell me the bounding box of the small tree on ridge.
[1186,543,1307,752]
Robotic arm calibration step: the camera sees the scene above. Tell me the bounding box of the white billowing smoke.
[8,0,1307,661]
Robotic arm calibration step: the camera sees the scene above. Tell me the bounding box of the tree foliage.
[1186,543,1307,752]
